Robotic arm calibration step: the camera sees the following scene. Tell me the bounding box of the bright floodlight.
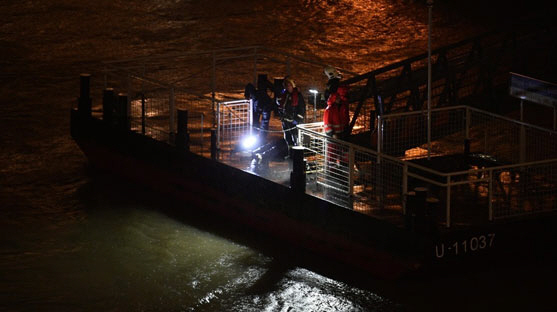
[241,135,258,150]
[309,89,318,94]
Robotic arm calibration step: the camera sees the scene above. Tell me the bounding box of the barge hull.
[71,111,423,279]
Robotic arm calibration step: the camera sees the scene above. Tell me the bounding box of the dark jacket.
[245,83,273,113]
[278,88,305,123]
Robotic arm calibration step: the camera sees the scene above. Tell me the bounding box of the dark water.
[1,0,556,311]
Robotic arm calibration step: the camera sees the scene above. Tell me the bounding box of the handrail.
[381,105,468,119]
[467,106,557,135]
[299,108,557,180]
[341,30,499,85]
[341,16,554,86]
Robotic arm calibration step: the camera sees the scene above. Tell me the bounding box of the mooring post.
[426,197,440,234]
[117,93,130,131]
[414,186,428,232]
[405,191,417,230]
[414,186,428,218]
[78,73,92,118]
[177,109,190,152]
[102,88,115,126]
[290,146,306,193]
[210,129,217,160]
[465,106,470,155]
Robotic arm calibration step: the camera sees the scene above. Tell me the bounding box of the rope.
[252,125,298,133]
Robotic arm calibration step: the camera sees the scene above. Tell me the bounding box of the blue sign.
[509,73,557,107]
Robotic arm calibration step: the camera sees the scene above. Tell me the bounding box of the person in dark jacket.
[244,74,274,141]
[249,76,305,174]
[277,76,305,149]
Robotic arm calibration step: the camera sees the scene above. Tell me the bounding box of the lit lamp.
[309,89,318,122]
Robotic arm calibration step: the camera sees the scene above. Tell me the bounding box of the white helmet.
[323,65,341,79]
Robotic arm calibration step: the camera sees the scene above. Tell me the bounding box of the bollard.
[413,186,429,232]
[102,88,115,126]
[413,186,428,218]
[289,146,306,193]
[404,191,416,230]
[177,109,190,152]
[117,93,130,131]
[78,73,92,118]
[426,197,440,235]
[210,129,217,160]
[426,197,440,217]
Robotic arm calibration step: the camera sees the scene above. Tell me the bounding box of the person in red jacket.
[323,65,350,139]
[322,66,350,172]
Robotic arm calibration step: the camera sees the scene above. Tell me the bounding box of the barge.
[71,47,557,279]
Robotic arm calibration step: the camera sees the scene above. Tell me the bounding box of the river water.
[1,0,556,311]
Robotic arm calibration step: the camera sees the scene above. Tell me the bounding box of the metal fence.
[378,106,557,163]
[490,160,557,219]
[379,106,467,158]
[468,108,557,164]
[87,46,356,159]
[216,99,252,154]
[299,105,557,227]
[380,106,557,224]
[299,123,405,213]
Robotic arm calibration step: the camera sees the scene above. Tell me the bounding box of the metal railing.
[88,44,557,227]
[216,99,252,154]
[379,106,467,158]
[299,122,405,212]
[299,105,557,227]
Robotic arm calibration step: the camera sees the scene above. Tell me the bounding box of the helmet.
[324,65,341,79]
[283,76,296,88]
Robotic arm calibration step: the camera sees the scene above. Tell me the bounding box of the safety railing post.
[298,124,303,148]
[402,163,408,215]
[520,122,526,163]
[377,115,382,161]
[464,107,471,155]
[488,169,494,221]
[465,106,471,138]
[216,101,221,149]
[211,129,217,160]
[446,176,451,228]
[348,145,355,196]
[211,51,216,126]
[177,109,190,152]
[249,99,253,136]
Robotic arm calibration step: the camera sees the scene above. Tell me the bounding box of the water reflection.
[67,205,394,311]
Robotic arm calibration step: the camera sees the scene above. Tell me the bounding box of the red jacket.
[323,85,349,136]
